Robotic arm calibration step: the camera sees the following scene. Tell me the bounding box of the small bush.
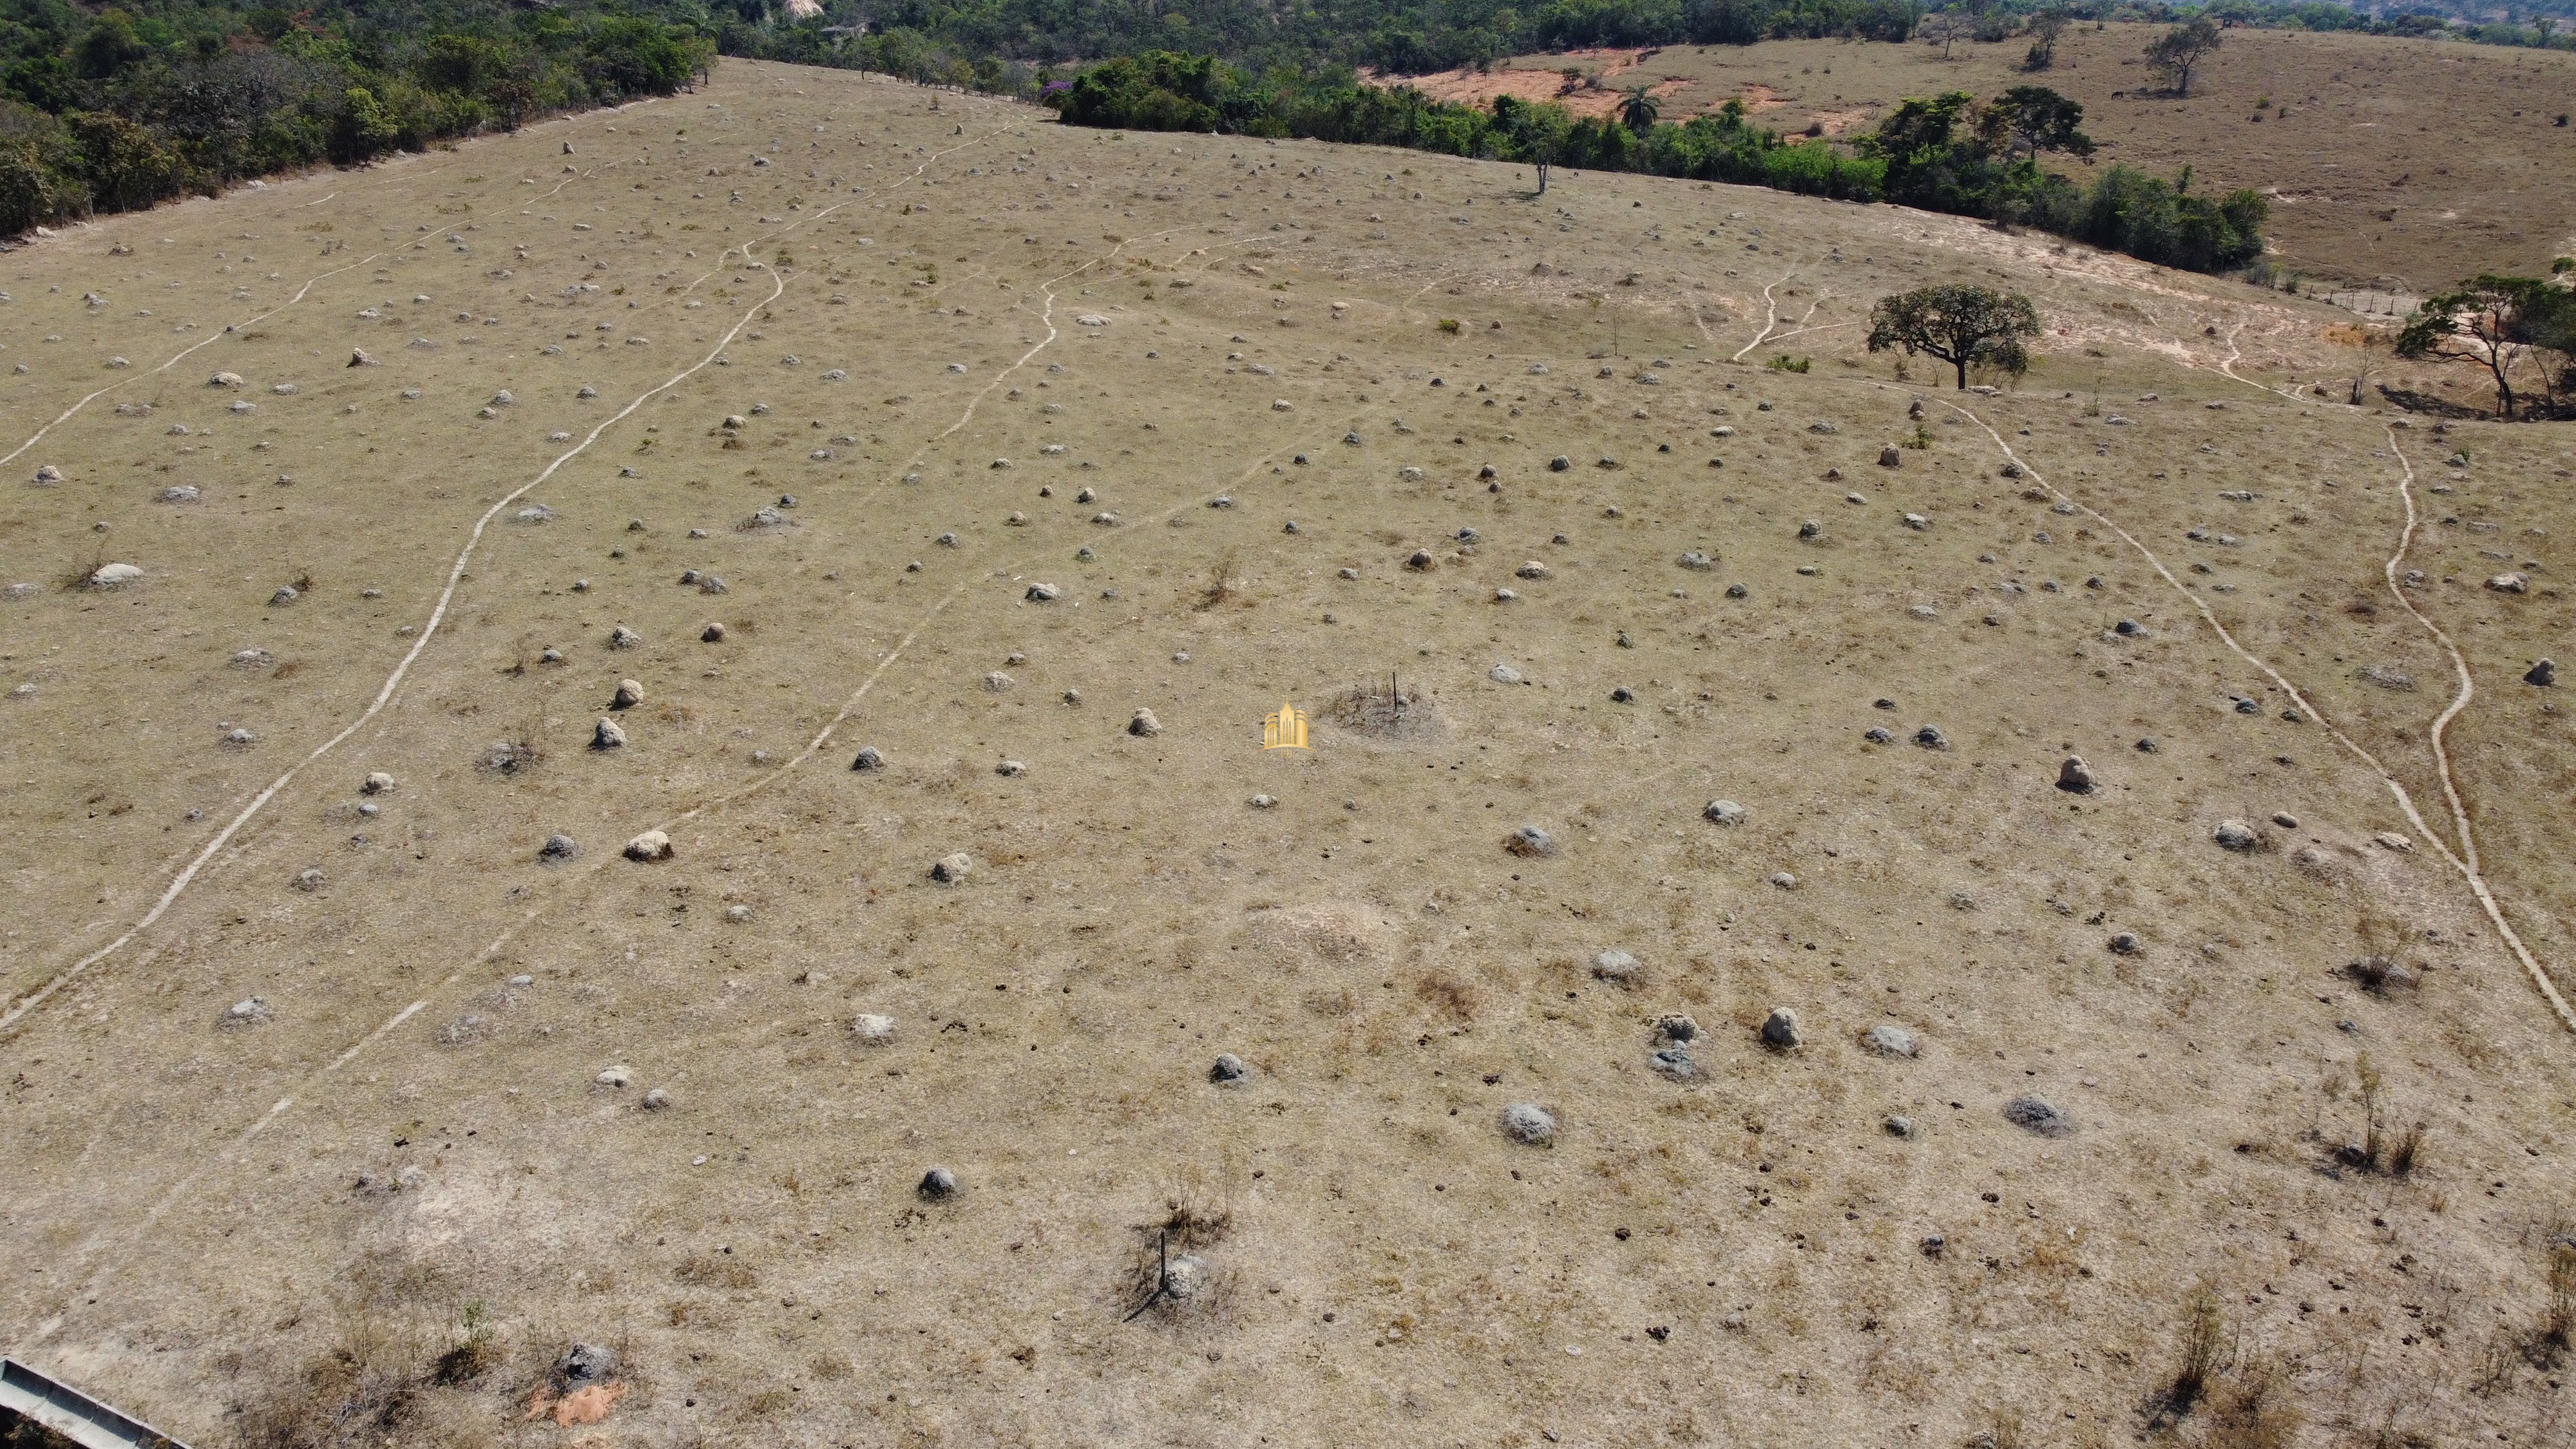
[1435,318,1460,334]
[2162,1283,2225,1417]
[1766,354,1810,373]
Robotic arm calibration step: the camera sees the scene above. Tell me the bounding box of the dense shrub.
[0,2,713,238]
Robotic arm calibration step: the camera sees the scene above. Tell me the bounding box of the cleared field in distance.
[1397,23,2576,291]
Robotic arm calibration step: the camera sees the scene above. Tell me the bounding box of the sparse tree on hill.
[2395,276,2576,419]
[1867,284,2041,390]
[2146,16,2222,97]
[1617,84,1660,135]
[2023,8,2068,71]
[1922,8,1971,60]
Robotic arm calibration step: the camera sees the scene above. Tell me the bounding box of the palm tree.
[1617,84,1660,135]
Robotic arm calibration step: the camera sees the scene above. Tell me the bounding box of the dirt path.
[0,113,1026,1038]
[1935,391,2573,1036]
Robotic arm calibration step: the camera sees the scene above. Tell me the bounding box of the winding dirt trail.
[1935,393,2573,1035]
[0,113,1026,1037]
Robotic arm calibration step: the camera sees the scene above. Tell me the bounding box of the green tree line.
[703,0,1926,84]
[0,1,713,236]
[1048,52,2266,275]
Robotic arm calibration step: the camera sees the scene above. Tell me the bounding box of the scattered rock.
[608,626,642,649]
[1128,708,1162,737]
[539,834,580,863]
[1504,824,1556,857]
[1649,1046,1698,1080]
[854,1014,897,1045]
[2056,755,2096,793]
[1703,799,1747,825]
[1500,1103,1556,1145]
[1489,664,1523,684]
[2213,819,2261,851]
[1210,1053,1249,1085]
[623,830,673,862]
[700,622,726,643]
[591,717,626,750]
[208,371,243,389]
[917,1168,959,1200]
[1862,1023,1918,1057]
[87,562,144,589]
[1026,582,1060,601]
[1885,1116,1916,1139]
[642,1087,672,1110]
[361,772,396,795]
[557,1343,618,1390]
[1768,870,1797,889]
[2108,932,2142,955]
[2374,831,2414,853]
[220,997,271,1028]
[594,1066,631,1089]
[1760,1007,1802,1049]
[2272,811,2300,829]
[2003,1095,2072,1137]
[2528,659,2557,687]
[613,679,644,710]
[2487,573,2528,594]
[1654,1014,1698,1043]
[1590,949,1643,986]
[1912,724,1946,749]
[1878,446,1902,468]
[723,904,752,923]
[931,852,973,883]
[850,746,885,772]
[32,464,63,485]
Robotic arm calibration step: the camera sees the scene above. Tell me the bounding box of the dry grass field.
[1400,24,2576,294]
[2,54,2574,1449]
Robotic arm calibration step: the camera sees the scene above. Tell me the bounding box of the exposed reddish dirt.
[1373,48,1696,122]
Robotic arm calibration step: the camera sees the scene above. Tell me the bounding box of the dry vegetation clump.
[2524,1238,2576,1370]
[2150,1282,2226,1425]
[1194,552,1243,611]
[2200,1356,2302,1449]
[673,1251,758,1289]
[1415,970,1480,1023]
[2333,1054,2427,1177]
[231,1315,423,1449]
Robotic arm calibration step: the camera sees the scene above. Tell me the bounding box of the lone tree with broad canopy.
[2397,276,2576,420]
[1868,284,2041,390]
[2146,16,2222,97]
[1981,86,2096,161]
